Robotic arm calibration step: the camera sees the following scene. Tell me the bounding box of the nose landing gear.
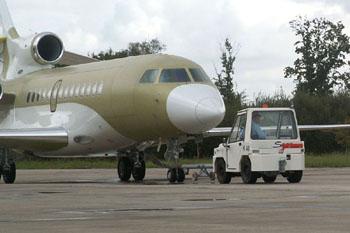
[167,167,185,183]
[165,138,186,183]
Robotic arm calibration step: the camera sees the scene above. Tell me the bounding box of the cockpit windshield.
[251,110,298,140]
[159,69,191,83]
[189,68,211,82]
[140,69,159,83]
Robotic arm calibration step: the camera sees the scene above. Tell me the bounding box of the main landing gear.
[0,148,16,184]
[117,138,187,184]
[117,152,146,182]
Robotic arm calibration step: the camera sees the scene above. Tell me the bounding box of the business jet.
[0,0,225,184]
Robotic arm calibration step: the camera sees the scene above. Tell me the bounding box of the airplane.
[0,0,225,184]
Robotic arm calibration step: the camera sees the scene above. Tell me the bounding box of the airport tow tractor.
[213,108,305,184]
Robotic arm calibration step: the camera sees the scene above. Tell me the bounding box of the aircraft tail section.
[0,0,65,80]
[0,0,18,80]
[0,0,19,40]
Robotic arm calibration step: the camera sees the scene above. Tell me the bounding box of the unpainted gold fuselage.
[1,54,220,155]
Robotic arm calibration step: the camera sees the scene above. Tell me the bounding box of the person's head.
[252,112,263,123]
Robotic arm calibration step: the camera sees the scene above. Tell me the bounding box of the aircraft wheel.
[117,157,132,182]
[287,171,303,183]
[132,160,146,182]
[262,174,277,184]
[240,158,258,184]
[209,172,216,181]
[3,162,16,184]
[215,159,231,184]
[167,168,177,183]
[176,168,185,183]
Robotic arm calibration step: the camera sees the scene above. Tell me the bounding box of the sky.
[2,0,350,100]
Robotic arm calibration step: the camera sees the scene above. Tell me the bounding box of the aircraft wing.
[203,127,231,137]
[298,124,350,131]
[205,124,350,137]
[0,127,68,151]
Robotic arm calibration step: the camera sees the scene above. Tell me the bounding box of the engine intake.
[31,32,64,65]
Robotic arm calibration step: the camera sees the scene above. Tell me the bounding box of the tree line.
[92,16,350,156]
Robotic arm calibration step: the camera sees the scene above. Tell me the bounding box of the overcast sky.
[3,0,350,100]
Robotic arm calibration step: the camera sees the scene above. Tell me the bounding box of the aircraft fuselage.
[1,54,225,157]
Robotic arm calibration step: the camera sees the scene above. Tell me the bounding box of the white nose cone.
[166,84,225,134]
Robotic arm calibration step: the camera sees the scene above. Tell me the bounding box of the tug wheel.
[287,171,303,183]
[240,157,258,184]
[215,159,231,184]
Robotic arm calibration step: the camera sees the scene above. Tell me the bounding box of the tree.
[335,117,350,152]
[214,38,244,127]
[215,38,237,102]
[292,90,350,153]
[284,17,350,95]
[91,38,166,60]
[250,87,292,108]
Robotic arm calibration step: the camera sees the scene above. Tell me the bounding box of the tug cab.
[213,108,305,184]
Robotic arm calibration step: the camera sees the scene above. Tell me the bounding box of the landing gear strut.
[117,152,146,182]
[0,148,16,184]
[164,138,186,183]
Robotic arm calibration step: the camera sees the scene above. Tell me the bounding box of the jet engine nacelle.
[31,32,64,65]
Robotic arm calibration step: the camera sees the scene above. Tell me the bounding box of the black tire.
[287,170,303,183]
[176,168,185,183]
[240,158,258,184]
[167,168,177,183]
[215,159,231,184]
[209,172,216,181]
[3,162,16,184]
[132,160,146,182]
[118,157,132,182]
[262,175,277,184]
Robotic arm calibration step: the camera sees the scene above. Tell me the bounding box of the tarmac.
[1,168,350,233]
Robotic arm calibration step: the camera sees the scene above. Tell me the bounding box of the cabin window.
[69,85,75,97]
[63,86,69,98]
[47,90,52,99]
[58,87,64,99]
[189,68,211,82]
[31,92,36,102]
[159,69,190,83]
[74,85,80,97]
[26,92,31,103]
[86,83,92,96]
[80,83,86,97]
[38,90,42,101]
[92,82,98,95]
[97,82,104,95]
[140,69,159,83]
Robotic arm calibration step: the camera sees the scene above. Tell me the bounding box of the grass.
[305,153,350,168]
[16,158,212,170]
[14,153,350,169]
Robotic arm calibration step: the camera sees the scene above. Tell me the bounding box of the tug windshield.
[251,110,298,140]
